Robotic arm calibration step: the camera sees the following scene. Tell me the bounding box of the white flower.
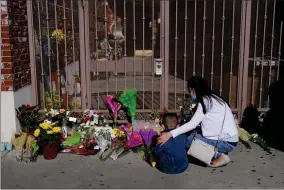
[83,109,90,116]
[44,119,52,124]
[93,114,99,118]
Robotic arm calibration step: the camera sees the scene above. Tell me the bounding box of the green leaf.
[32,144,39,152]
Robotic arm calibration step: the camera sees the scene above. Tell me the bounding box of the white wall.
[1,85,33,142]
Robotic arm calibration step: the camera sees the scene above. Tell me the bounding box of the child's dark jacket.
[152,129,188,174]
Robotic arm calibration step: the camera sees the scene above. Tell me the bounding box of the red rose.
[16,114,20,119]
[26,104,32,108]
[160,112,165,117]
[98,112,103,116]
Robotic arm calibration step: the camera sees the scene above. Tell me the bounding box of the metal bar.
[237,0,245,119]
[251,0,259,105]
[104,0,108,95]
[54,0,61,107]
[229,0,235,106]
[45,0,53,108]
[183,0,188,99]
[160,2,164,108]
[219,0,225,96]
[27,0,38,106]
[95,0,100,110]
[84,0,91,108]
[78,0,87,110]
[151,0,154,109]
[164,0,170,109]
[133,0,136,88]
[174,0,178,110]
[71,0,77,109]
[277,22,283,80]
[142,0,145,109]
[193,0,197,76]
[124,0,127,91]
[36,0,45,108]
[114,0,118,95]
[210,0,216,89]
[259,0,268,108]
[239,0,252,119]
[201,0,206,78]
[63,0,68,109]
[267,0,276,107]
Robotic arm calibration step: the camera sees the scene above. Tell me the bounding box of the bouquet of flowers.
[105,95,121,128]
[12,133,39,162]
[34,121,62,145]
[94,125,115,155]
[139,128,158,167]
[119,88,137,122]
[51,29,64,42]
[16,104,43,133]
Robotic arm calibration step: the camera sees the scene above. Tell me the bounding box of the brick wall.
[1,0,31,91]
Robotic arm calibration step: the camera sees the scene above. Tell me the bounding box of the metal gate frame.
[27,0,281,120]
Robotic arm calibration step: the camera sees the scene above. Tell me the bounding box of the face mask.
[191,94,196,101]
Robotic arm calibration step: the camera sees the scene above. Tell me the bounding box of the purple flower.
[139,129,158,147]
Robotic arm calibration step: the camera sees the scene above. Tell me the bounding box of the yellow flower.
[119,131,125,137]
[47,130,54,135]
[40,122,50,130]
[52,127,62,133]
[34,129,40,137]
[113,128,118,136]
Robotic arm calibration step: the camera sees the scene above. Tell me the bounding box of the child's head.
[162,113,179,130]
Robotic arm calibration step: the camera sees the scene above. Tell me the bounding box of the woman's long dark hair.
[188,76,228,114]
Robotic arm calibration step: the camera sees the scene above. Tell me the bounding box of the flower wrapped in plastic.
[118,124,143,149]
[62,132,81,148]
[100,135,127,161]
[12,132,28,161]
[105,95,121,128]
[126,131,144,149]
[119,88,137,122]
[94,126,115,154]
[139,128,158,167]
[139,128,158,147]
[70,139,98,155]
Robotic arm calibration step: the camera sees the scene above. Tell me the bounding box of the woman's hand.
[157,132,173,145]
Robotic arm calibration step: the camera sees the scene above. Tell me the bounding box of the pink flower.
[154,118,160,123]
[26,104,31,108]
[59,109,65,113]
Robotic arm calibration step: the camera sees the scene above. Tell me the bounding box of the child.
[151,113,189,174]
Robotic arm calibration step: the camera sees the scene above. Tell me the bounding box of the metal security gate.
[28,0,283,119]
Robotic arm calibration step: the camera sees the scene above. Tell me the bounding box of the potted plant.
[16,105,43,135]
[34,121,62,160]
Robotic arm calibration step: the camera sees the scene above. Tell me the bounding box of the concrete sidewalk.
[1,143,284,189]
